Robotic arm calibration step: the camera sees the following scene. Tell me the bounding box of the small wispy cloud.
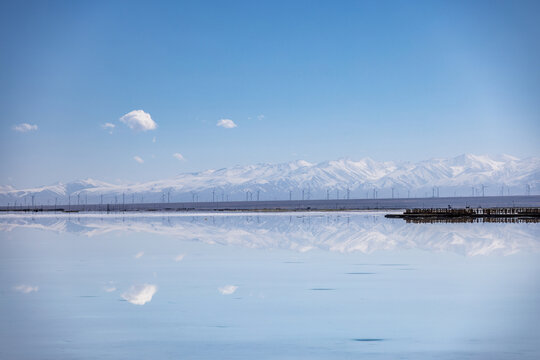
[173,254,185,262]
[14,284,39,294]
[217,119,237,129]
[218,285,238,295]
[173,153,185,161]
[257,114,265,121]
[12,123,38,132]
[101,122,116,134]
[152,136,156,143]
[133,156,144,164]
[121,284,157,305]
[134,251,144,259]
[119,110,157,131]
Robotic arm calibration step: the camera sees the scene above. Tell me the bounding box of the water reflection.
[1,212,538,256]
[121,284,158,305]
[1,211,539,359]
[13,285,39,294]
[218,285,238,295]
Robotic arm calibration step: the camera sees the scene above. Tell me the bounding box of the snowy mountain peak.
[290,160,314,169]
[1,154,538,204]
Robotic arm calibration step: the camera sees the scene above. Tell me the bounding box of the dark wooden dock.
[386,207,540,221]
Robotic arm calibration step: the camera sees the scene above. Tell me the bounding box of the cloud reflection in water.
[121,284,157,305]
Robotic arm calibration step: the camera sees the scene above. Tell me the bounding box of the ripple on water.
[309,288,336,291]
[379,264,408,266]
[352,338,385,342]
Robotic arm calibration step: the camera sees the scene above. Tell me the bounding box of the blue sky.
[1,0,539,187]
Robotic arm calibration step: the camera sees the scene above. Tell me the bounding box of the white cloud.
[173,153,185,161]
[119,110,157,131]
[101,122,115,134]
[218,285,238,295]
[134,156,144,164]
[13,123,38,132]
[257,114,265,121]
[152,136,156,143]
[134,251,144,259]
[217,119,237,129]
[121,284,157,305]
[173,254,185,262]
[14,284,39,293]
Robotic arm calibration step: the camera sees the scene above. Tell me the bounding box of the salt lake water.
[1,211,539,359]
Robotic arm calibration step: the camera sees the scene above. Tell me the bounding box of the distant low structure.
[1,195,539,213]
[386,206,540,222]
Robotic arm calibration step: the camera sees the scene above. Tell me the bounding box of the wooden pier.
[386,207,540,222]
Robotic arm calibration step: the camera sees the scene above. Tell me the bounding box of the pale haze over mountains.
[1,154,538,205]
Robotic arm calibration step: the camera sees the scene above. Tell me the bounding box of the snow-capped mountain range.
[1,154,539,205]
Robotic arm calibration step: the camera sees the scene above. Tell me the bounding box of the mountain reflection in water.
[1,212,538,256]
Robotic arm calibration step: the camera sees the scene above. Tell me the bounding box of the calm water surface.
[1,211,539,359]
